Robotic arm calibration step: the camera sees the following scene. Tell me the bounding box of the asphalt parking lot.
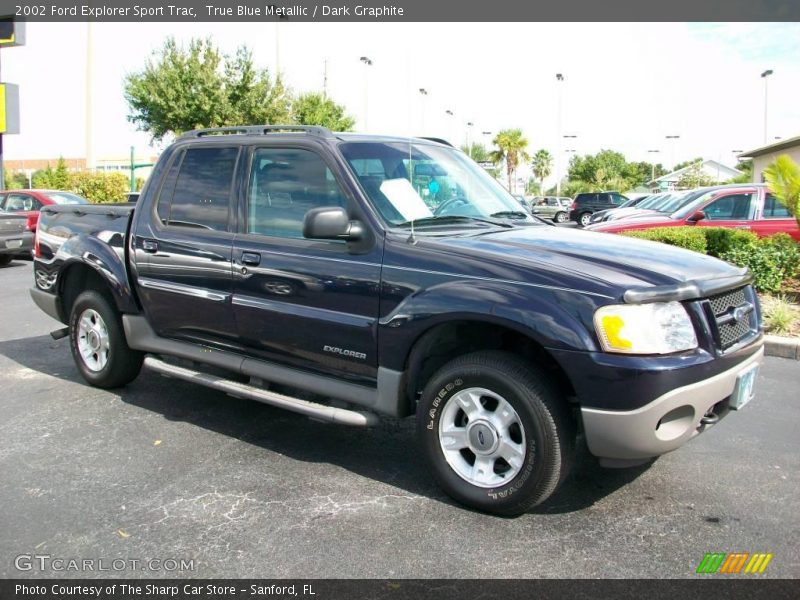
[1,259,798,578]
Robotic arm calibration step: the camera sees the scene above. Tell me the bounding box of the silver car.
[530,196,572,222]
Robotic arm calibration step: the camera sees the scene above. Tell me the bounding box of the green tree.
[124,38,291,141]
[292,92,355,131]
[727,159,753,184]
[673,157,704,172]
[567,150,628,189]
[676,162,715,189]
[32,158,71,190]
[530,149,553,193]
[764,154,800,228]
[461,142,489,163]
[490,129,530,193]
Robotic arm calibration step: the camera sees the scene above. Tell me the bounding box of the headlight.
[594,301,698,354]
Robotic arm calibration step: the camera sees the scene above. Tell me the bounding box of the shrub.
[702,227,758,258]
[621,227,707,254]
[760,233,800,278]
[721,242,786,294]
[761,295,799,335]
[69,171,130,204]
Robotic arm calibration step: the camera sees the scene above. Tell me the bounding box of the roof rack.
[179,125,334,140]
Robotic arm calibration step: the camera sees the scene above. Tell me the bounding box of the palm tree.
[490,129,531,193]
[531,149,553,194]
[764,154,800,228]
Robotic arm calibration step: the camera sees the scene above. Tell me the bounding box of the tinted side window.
[763,193,790,218]
[161,146,239,231]
[156,152,184,226]
[246,148,347,239]
[703,193,755,220]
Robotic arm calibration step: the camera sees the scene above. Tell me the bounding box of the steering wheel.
[434,197,470,216]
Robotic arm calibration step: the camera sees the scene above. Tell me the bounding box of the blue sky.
[3,22,798,186]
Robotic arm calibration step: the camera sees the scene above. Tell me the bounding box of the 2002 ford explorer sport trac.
[29,126,764,515]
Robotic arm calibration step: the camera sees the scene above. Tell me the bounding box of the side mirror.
[303,206,364,241]
[689,210,706,223]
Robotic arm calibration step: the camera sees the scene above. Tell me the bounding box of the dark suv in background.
[569,191,629,227]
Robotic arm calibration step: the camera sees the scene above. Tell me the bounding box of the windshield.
[43,192,89,205]
[671,189,721,219]
[339,141,536,227]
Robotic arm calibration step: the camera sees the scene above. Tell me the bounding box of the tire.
[0,255,12,267]
[69,290,143,388]
[554,211,568,223]
[417,351,575,516]
[578,212,592,227]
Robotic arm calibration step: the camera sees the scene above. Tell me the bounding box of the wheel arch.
[401,317,577,415]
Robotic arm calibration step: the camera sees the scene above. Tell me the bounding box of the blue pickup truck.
[29,126,764,515]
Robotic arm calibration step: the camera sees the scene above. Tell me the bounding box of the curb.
[764,335,800,360]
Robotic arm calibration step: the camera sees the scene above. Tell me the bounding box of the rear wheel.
[417,351,574,516]
[578,212,592,227]
[0,255,12,267]
[554,211,568,223]
[69,290,143,388]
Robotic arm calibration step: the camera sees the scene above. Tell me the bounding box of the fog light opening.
[655,405,695,441]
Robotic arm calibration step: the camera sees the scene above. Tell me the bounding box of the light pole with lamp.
[761,69,773,144]
[418,88,428,133]
[555,73,565,197]
[465,121,474,150]
[647,149,660,184]
[359,56,372,131]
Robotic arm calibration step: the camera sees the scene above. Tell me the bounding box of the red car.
[587,183,800,241]
[0,189,89,233]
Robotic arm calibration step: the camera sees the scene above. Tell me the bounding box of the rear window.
[575,193,596,203]
[763,193,791,218]
[42,192,88,205]
[156,146,239,231]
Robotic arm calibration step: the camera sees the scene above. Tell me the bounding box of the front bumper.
[580,345,764,460]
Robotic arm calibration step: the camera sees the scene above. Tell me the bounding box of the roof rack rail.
[179,125,334,140]
[417,136,453,147]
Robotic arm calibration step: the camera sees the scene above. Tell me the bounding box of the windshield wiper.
[490,210,530,220]
[396,215,513,229]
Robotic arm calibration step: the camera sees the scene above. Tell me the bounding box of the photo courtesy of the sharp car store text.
[0,0,798,598]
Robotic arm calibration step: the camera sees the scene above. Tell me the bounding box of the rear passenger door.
[752,192,800,240]
[132,144,241,345]
[230,144,382,382]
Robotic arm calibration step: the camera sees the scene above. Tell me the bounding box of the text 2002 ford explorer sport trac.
[30,126,764,515]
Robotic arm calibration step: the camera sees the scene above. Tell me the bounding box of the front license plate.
[730,364,759,410]
[5,239,22,249]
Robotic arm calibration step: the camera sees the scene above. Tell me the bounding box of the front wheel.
[554,211,568,223]
[417,351,574,516]
[69,290,143,388]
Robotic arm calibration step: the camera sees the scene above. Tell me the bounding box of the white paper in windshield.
[379,178,433,221]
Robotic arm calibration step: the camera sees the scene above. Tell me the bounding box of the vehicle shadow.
[0,333,653,516]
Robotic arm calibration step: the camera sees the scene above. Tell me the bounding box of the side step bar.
[143,356,380,427]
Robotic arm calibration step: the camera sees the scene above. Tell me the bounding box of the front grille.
[707,287,756,350]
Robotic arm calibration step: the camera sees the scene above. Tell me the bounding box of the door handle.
[241,251,261,266]
[142,239,158,253]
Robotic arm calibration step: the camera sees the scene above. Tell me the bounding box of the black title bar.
[2,0,800,22]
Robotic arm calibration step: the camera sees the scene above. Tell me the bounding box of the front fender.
[379,279,601,371]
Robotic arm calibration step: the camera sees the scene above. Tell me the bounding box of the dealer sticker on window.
[730,364,759,410]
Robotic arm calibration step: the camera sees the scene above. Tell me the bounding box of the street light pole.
[647,149,660,184]
[665,135,680,174]
[555,73,564,197]
[445,109,454,146]
[761,69,773,144]
[359,56,372,132]
[466,121,474,151]
[418,88,428,134]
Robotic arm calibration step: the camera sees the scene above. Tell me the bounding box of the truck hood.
[409,224,743,301]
